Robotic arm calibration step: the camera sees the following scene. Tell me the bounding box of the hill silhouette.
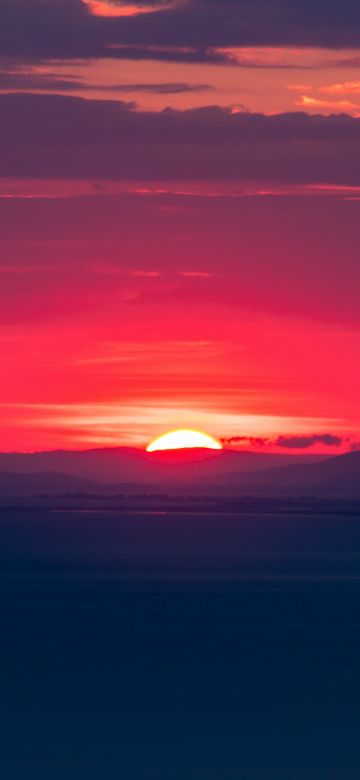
[0,448,358,498]
[193,450,360,497]
[0,446,324,485]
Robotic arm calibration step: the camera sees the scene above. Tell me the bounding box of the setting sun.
[147,429,223,452]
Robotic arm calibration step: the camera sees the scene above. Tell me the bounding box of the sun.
[147,429,223,453]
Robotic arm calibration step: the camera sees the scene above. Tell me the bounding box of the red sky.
[0,0,359,452]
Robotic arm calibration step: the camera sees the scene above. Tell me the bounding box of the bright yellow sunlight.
[147,429,223,452]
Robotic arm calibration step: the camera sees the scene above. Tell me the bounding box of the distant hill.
[0,470,100,497]
[0,448,357,499]
[0,447,325,488]
[192,450,360,497]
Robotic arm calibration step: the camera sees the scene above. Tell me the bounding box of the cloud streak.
[0,69,213,94]
[221,434,346,450]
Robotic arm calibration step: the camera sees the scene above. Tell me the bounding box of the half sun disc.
[147,429,222,452]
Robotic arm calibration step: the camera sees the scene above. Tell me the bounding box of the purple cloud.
[276,434,344,449]
[0,0,360,64]
[1,93,360,185]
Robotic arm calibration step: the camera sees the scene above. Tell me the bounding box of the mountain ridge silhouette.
[0,448,358,498]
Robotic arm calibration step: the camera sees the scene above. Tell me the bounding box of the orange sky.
[3,50,360,115]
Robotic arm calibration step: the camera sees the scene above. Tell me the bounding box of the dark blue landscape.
[1,499,360,779]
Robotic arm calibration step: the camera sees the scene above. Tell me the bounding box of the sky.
[0,0,359,453]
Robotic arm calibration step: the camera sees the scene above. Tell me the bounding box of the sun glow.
[84,0,173,17]
[147,429,223,452]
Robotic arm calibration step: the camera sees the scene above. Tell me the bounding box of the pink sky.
[0,0,359,452]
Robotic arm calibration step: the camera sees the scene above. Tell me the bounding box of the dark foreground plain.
[1,499,360,780]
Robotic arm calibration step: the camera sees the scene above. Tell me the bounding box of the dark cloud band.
[0,93,359,185]
[0,0,360,64]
